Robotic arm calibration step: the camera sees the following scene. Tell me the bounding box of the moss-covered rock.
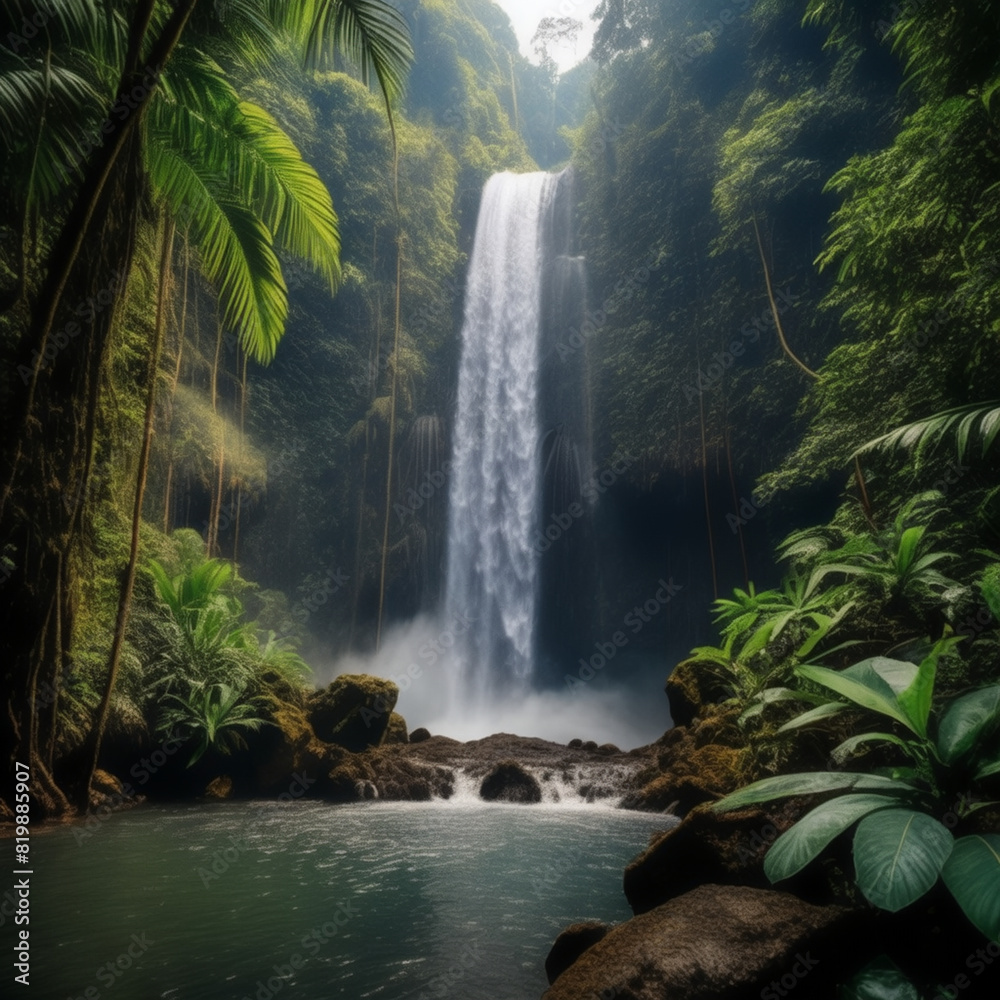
[323,751,454,803]
[624,714,746,816]
[307,674,399,752]
[409,727,432,743]
[205,776,233,799]
[665,658,725,727]
[252,700,331,795]
[382,712,409,745]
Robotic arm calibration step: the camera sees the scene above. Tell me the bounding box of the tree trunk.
[0,0,199,816]
[162,237,189,533]
[78,219,175,810]
[375,114,403,652]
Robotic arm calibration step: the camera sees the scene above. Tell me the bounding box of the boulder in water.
[307,674,399,752]
[543,885,860,1000]
[546,922,609,984]
[251,701,331,795]
[409,726,432,743]
[479,760,542,803]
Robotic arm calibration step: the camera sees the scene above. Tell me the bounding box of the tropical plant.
[156,682,270,766]
[780,496,962,623]
[690,603,854,716]
[838,956,920,1000]
[857,401,1000,465]
[0,0,413,815]
[714,646,1000,941]
[690,569,856,720]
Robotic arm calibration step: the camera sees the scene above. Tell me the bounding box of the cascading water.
[444,171,563,700]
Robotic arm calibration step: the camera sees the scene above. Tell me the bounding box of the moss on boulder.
[382,712,409,745]
[665,658,724,727]
[307,674,399,752]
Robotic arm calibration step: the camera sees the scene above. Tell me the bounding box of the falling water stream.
[444,171,565,699]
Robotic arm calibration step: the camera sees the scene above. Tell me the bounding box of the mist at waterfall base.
[328,612,673,749]
[325,171,677,750]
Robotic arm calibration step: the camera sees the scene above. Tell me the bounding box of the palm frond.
[855,402,1000,463]
[268,0,413,104]
[148,142,287,362]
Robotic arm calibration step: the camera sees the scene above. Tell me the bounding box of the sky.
[493,0,603,71]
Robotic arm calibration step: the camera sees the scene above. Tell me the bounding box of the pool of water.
[24,800,672,1000]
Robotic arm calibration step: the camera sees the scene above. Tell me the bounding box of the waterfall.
[444,171,563,699]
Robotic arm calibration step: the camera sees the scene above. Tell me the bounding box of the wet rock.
[251,701,331,796]
[307,674,398,752]
[543,885,861,1000]
[409,727,432,743]
[568,738,583,748]
[546,922,610,984]
[597,743,621,755]
[324,751,454,803]
[205,776,233,800]
[479,760,542,803]
[383,712,409,745]
[624,802,809,915]
[623,712,745,818]
[582,740,599,752]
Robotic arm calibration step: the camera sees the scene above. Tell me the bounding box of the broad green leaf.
[854,810,954,912]
[838,955,919,1000]
[941,835,1000,942]
[896,648,938,738]
[765,794,902,883]
[714,772,917,813]
[778,701,848,732]
[797,660,918,734]
[831,732,913,765]
[936,685,1000,764]
[848,658,919,697]
[741,620,775,659]
[975,756,1000,782]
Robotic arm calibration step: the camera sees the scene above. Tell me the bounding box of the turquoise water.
[26,800,670,999]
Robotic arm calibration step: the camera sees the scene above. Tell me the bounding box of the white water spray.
[443,171,563,702]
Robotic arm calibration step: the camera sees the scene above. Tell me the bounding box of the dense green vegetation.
[0,0,997,911]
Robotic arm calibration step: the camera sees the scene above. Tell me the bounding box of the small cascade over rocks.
[322,733,656,809]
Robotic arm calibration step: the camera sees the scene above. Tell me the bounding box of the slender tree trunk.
[724,422,750,590]
[507,50,519,133]
[207,318,225,554]
[752,214,818,379]
[1,0,199,815]
[233,352,248,562]
[376,111,403,652]
[1,0,199,519]
[163,237,189,533]
[697,353,718,600]
[78,219,175,810]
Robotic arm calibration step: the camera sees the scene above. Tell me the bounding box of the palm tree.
[0,0,412,815]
